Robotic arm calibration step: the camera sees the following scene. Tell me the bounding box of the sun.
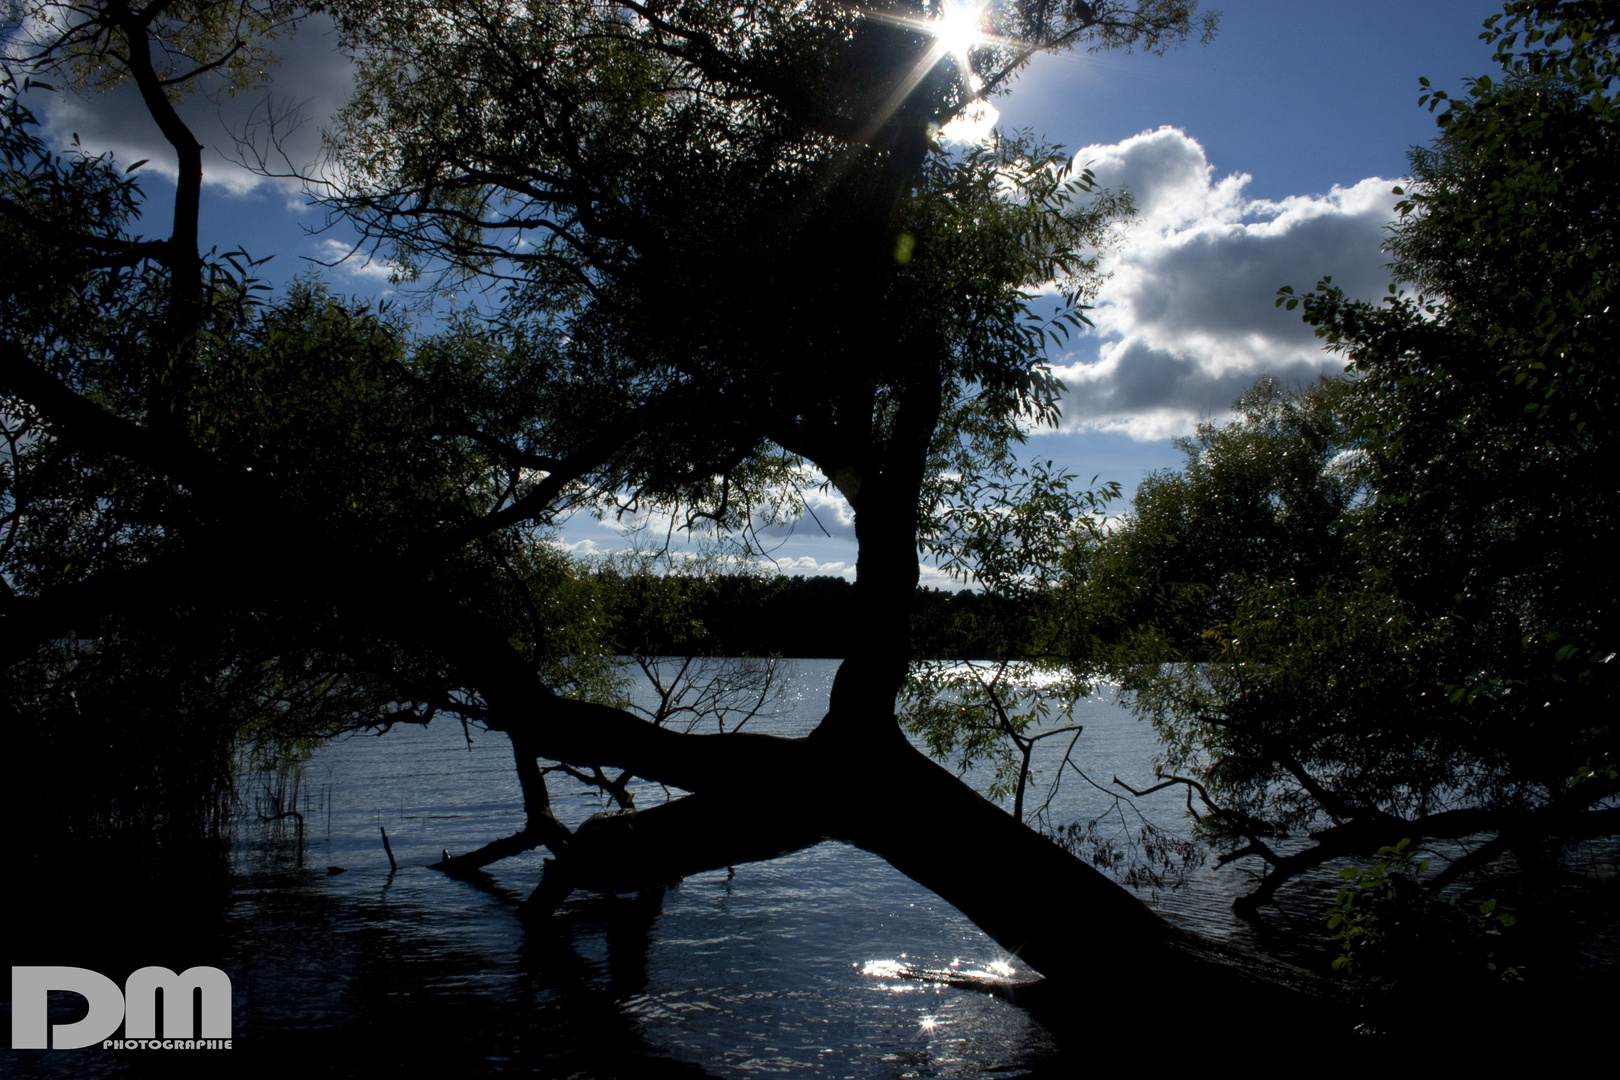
[932,0,991,62]
[856,1,1006,145]
[867,1,995,78]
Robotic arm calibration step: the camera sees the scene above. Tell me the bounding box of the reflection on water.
[203,841,1057,1078]
[4,659,1297,1078]
[858,957,1030,988]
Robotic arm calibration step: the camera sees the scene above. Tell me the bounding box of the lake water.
[6,658,1337,1078]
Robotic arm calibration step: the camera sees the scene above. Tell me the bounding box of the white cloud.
[312,238,399,283]
[918,562,971,591]
[552,537,611,557]
[1054,127,1400,439]
[772,481,855,539]
[939,99,1000,144]
[774,556,854,579]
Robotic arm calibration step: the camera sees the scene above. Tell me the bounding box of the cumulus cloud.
[1053,127,1401,439]
[940,100,1001,144]
[757,480,856,543]
[552,537,612,557]
[23,14,353,197]
[917,562,971,591]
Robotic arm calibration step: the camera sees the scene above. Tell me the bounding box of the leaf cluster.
[1326,839,1524,995]
[316,0,1185,552]
[0,95,640,842]
[1063,3,1620,921]
[7,0,301,100]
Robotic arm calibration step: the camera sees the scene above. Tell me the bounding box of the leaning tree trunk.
[459,367,1350,1036]
[489,696,1347,1036]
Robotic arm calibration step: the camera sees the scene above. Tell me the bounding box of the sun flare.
[933,0,990,60]
[857,0,1007,146]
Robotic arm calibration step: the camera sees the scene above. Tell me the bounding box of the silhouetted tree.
[4,0,1348,1038]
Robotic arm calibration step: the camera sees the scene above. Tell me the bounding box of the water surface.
[7,659,1320,1078]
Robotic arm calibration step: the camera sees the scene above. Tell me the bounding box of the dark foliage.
[1070,2,1620,1005]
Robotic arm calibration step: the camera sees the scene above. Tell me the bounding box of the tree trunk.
[496,697,1348,1035]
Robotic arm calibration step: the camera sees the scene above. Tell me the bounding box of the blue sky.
[27,1,1506,583]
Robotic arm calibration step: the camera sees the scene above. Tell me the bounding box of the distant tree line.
[598,571,1031,660]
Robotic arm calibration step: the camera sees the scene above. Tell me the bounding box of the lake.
[5,658,1336,1078]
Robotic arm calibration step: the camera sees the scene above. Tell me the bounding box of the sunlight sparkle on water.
[860,958,924,993]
